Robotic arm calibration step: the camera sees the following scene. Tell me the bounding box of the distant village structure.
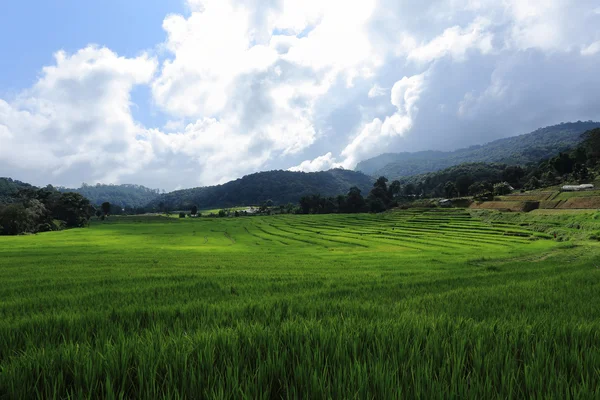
[439,199,452,207]
[561,184,595,192]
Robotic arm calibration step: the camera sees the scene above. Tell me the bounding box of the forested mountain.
[357,121,600,179]
[0,178,35,204]
[59,184,161,208]
[146,169,374,211]
[396,127,600,198]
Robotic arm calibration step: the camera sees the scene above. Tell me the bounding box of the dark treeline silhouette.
[298,177,406,214]
[59,183,161,209]
[146,169,374,212]
[0,185,94,235]
[297,128,600,212]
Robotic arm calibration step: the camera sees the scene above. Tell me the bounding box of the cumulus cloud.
[406,17,493,63]
[368,84,387,98]
[288,152,342,172]
[340,72,426,168]
[2,0,600,188]
[581,41,600,56]
[0,47,157,186]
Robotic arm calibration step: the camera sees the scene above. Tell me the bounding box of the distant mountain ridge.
[59,184,161,208]
[357,121,600,180]
[146,169,374,211]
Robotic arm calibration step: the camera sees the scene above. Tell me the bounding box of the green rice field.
[1,209,600,398]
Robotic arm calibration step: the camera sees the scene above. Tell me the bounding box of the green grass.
[556,190,600,200]
[1,210,600,398]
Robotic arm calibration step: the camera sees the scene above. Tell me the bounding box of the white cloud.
[163,120,186,132]
[340,72,426,168]
[581,41,600,56]
[407,17,493,63]
[368,84,387,98]
[2,0,600,189]
[288,152,340,172]
[0,47,157,185]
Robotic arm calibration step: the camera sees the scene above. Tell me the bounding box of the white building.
[561,184,595,192]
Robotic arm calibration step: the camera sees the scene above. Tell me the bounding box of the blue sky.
[0,1,183,91]
[1,0,600,190]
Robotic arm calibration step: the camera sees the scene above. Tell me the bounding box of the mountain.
[59,184,161,208]
[357,121,600,180]
[0,177,35,204]
[146,169,375,211]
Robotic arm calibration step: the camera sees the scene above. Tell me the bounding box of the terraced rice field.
[483,190,600,210]
[1,209,600,398]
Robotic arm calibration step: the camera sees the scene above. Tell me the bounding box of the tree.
[581,128,600,165]
[345,187,366,213]
[502,166,525,188]
[403,183,416,196]
[50,192,93,228]
[388,180,402,198]
[101,202,111,216]
[551,152,575,175]
[368,198,387,213]
[468,181,492,196]
[191,205,198,216]
[524,177,540,190]
[368,177,391,207]
[493,182,513,196]
[455,174,474,197]
[573,163,590,181]
[0,203,31,235]
[179,212,186,218]
[444,182,458,198]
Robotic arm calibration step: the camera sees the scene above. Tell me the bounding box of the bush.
[179,212,186,218]
[493,182,513,196]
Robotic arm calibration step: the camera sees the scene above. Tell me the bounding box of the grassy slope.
[1,210,600,398]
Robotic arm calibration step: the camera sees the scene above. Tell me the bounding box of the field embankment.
[470,189,600,211]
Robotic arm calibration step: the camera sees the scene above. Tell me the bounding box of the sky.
[1,0,600,191]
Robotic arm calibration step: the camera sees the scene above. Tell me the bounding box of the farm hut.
[439,199,452,208]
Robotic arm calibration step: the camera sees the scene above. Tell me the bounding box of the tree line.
[0,186,94,235]
[296,128,600,214]
[397,128,600,199]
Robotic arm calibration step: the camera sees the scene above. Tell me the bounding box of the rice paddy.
[1,209,600,398]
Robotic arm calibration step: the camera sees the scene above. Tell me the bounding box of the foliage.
[401,163,507,198]
[147,169,374,211]
[1,211,599,397]
[0,187,93,235]
[358,121,600,178]
[397,128,600,199]
[0,177,35,204]
[101,202,111,216]
[59,183,161,209]
[493,182,513,196]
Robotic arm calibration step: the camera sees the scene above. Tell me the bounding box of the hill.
[146,169,374,211]
[59,184,161,208]
[357,121,600,179]
[0,177,35,203]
